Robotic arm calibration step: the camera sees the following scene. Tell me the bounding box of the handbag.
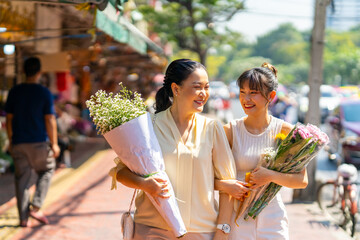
[121,189,138,240]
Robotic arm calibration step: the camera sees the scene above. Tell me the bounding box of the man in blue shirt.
[5,57,60,227]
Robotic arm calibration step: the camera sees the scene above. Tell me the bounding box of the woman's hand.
[249,166,273,188]
[219,179,250,200]
[142,176,171,203]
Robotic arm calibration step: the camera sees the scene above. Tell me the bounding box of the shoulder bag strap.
[128,189,138,212]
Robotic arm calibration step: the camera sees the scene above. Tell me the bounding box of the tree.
[323,30,360,85]
[138,0,245,66]
[252,23,308,65]
[294,0,330,202]
[324,49,360,85]
[171,49,227,79]
[276,62,309,86]
[217,56,270,83]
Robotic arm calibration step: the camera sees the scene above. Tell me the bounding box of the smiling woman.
[215,62,308,240]
[114,59,236,240]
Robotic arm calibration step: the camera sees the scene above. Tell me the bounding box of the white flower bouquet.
[86,84,187,238]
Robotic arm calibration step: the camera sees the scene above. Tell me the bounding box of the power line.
[240,9,313,19]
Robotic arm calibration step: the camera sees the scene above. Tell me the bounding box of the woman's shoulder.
[229,117,245,129]
[269,116,293,135]
[196,113,217,127]
[281,121,294,135]
[268,115,292,134]
[196,114,226,133]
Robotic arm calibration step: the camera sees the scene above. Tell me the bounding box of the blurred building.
[326,0,360,31]
[0,0,169,113]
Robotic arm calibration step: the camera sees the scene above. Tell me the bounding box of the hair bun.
[261,62,278,77]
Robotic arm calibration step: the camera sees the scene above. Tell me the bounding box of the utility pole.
[293,0,331,202]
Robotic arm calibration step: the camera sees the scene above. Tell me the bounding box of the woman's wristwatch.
[217,223,231,234]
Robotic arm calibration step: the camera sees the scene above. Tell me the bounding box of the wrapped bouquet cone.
[104,112,187,238]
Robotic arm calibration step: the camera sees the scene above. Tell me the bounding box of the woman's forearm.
[116,167,147,190]
[116,167,170,198]
[215,179,228,192]
[271,168,308,189]
[216,193,233,232]
[215,179,250,200]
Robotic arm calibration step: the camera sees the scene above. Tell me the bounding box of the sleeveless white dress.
[229,116,289,240]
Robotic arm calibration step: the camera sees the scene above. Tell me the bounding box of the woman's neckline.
[168,108,196,145]
[241,115,273,137]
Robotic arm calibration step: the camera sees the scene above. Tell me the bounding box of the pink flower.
[293,125,313,139]
[306,124,330,145]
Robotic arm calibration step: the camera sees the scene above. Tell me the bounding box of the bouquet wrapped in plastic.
[86,84,187,237]
[235,123,329,222]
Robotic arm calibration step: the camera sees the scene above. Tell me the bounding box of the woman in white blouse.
[115,59,236,240]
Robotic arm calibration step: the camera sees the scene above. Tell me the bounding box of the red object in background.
[222,99,231,109]
[56,72,67,91]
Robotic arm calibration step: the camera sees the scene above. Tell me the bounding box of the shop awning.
[96,3,164,55]
[38,0,164,55]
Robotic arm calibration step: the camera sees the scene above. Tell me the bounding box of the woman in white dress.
[216,63,308,240]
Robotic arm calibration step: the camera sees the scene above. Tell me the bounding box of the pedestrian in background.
[216,63,308,240]
[114,59,236,239]
[5,56,60,227]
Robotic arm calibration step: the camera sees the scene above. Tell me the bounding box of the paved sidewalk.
[0,146,354,240]
[282,188,353,240]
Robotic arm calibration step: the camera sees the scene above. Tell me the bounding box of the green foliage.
[324,49,360,85]
[218,56,271,84]
[138,0,245,65]
[323,30,360,85]
[252,23,309,65]
[215,21,360,86]
[276,62,309,85]
[158,13,360,86]
[171,50,226,80]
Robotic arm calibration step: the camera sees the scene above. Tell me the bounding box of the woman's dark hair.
[155,59,206,113]
[24,57,41,78]
[237,62,278,99]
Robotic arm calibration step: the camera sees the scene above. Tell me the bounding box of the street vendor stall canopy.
[1,0,164,56]
[96,2,164,55]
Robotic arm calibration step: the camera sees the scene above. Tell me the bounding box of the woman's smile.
[194,99,205,106]
[243,103,255,109]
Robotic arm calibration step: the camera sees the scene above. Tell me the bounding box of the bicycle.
[317,163,359,237]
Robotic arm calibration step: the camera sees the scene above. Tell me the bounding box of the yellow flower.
[275,133,287,141]
[244,172,252,197]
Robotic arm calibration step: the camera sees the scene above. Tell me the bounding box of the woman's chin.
[193,106,204,112]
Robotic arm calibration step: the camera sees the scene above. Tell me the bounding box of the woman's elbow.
[116,169,126,184]
[298,177,309,189]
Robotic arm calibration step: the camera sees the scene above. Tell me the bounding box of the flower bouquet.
[86,84,187,237]
[235,123,329,222]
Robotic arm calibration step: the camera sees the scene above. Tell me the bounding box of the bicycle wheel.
[317,182,344,223]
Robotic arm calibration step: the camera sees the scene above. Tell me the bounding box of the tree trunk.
[198,51,207,67]
[293,0,330,202]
